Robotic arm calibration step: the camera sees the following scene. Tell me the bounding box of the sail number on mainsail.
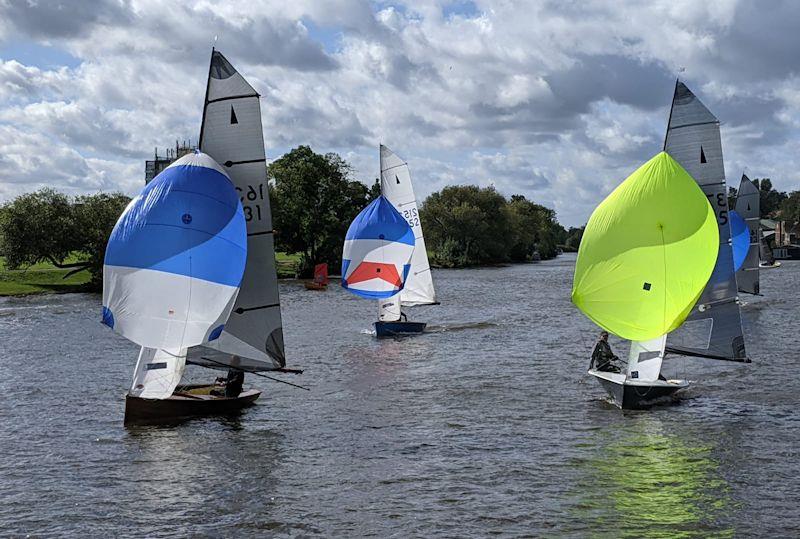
[705,192,728,226]
[236,183,267,222]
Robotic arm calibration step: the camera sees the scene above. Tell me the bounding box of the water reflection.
[572,416,734,538]
[122,417,285,534]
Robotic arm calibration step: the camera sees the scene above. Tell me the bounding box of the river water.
[0,254,798,537]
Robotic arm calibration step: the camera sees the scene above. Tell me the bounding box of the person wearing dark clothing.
[225,369,245,398]
[590,331,622,373]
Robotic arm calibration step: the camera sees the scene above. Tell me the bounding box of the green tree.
[73,193,132,288]
[564,226,585,252]
[779,191,800,223]
[506,195,561,261]
[0,188,130,290]
[269,146,372,276]
[420,185,512,267]
[755,178,787,217]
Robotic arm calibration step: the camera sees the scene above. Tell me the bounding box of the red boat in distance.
[304,263,329,291]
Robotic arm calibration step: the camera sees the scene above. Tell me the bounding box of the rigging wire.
[194,356,310,391]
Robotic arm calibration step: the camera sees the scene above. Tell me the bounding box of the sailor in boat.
[590,331,622,373]
[212,368,245,398]
[225,369,245,398]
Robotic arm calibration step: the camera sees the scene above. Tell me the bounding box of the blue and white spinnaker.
[102,151,247,351]
[341,195,415,300]
[730,209,749,273]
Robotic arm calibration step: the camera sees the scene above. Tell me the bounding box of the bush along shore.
[0,146,586,296]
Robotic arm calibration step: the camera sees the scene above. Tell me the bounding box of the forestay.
[663,81,748,361]
[102,152,246,351]
[735,174,760,294]
[342,196,415,300]
[189,49,286,371]
[380,145,436,306]
[572,152,719,342]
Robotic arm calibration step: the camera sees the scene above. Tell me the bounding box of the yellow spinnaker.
[571,152,719,341]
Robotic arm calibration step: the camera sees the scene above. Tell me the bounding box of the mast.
[188,49,287,371]
[662,81,748,362]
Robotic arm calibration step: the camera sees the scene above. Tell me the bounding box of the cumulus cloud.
[0,0,798,226]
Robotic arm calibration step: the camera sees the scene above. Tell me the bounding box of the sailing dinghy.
[572,152,719,409]
[304,263,329,290]
[105,49,297,424]
[375,145,438,336]
[662,81,749,363]
[341,195,417,336]
[733,174,761,294]
[735,174,781,270]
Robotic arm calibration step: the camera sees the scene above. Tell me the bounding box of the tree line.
[17,146,798,291]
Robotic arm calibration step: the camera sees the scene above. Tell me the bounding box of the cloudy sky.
[1,0,799,226]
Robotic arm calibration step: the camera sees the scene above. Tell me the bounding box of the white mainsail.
[130,347,187,400]
[189,49,285,371]
[378,295,402,321]
[627,336,667,383]
[379,145,436,308]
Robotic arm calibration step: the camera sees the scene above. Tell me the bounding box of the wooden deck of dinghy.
[124,384,261,425]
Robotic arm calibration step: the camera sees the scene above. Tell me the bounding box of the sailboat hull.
[588,370,688,410]
[374,321,426,337]
[124,384,260,425]
[304,281,328,291]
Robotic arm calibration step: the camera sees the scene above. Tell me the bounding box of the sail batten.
[380,145,436,307]
[189,49,286,370]
[663,81,747,361]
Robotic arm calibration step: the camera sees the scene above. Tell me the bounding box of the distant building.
[773,220,800,260]
[144,141,196,184]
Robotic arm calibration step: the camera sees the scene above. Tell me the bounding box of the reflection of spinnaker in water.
[569,420,734,537]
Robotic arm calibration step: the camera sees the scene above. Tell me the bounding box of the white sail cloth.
[102,151,247,351]
[627,336,667,382]
[378,295,402,322]
[129,347,187,399]
[380,145,436,307]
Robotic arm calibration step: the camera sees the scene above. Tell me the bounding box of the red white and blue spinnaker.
[341,195,415,299]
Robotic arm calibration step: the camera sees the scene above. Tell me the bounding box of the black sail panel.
[664,81,748,361]
[188,49,286,371]
[735,174,760,295]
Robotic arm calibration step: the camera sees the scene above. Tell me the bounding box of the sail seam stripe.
[247,230,274,237]
[117,223,245,250]
[669,120,718,130]
[206,93,259,105]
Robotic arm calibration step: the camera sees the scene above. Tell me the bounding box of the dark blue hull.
[374,321,427,337]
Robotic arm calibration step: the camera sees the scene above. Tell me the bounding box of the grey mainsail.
[735,174,760,295]
[759,228,777,266]
[188,49,286,370]
[663,81,747,361]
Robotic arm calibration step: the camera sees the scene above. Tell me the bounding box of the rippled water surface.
[1,255,798,537]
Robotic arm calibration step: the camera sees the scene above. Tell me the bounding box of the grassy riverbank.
[0,253,303,297]
[0,256,91,296]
